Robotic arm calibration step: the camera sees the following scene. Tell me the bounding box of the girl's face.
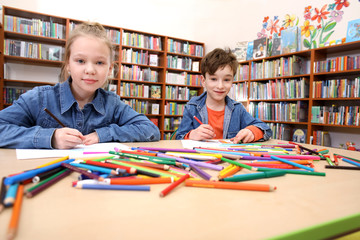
[66,35,112,99]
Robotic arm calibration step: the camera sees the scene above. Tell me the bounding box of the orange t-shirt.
[207,107,224,139]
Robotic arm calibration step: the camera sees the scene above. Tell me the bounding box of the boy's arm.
[175,105,196,140]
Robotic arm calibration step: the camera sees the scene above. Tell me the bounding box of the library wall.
[2,0,359,53]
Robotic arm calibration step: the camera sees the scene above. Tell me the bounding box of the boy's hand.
[52,128,85,149]
[189,124,215,140]
[231,129,255,143]
[82,132,100,145]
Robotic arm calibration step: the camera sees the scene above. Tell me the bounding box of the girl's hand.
[231,129,255,143]
[52,128,85,149]
[82,132,100,145]
[189,124,215,140]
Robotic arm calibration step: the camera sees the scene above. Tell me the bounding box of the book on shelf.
[246,41,254,61]
[253,37,268,59]
[149,118,159,127]
[192,61,200,72]
[189,90,198,99]
[149,54,158,66]
[150,85,161,99]
[271,37,281,56]
[292,129,307,143]
[281,26,300,54]
[292,55,307,75]
[233,41,248,61]
[345,18,360,43]
[151,103,160,115]
[48,46,62,61]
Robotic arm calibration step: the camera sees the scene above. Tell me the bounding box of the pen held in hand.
[44,108,66,127]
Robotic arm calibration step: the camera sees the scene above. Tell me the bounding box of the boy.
[176,48,272,143]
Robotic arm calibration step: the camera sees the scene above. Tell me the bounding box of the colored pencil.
[218,165,242,179]
[193,116,203,125]
[160,174,190,197]
[107,177,174,185]
[44,108,66,127]
[32,166,65,183]
[61,162,104,181]
[159,153,223,171]
[190,164,218,181]
[185,179,276,192]
[35,156,69,169]
[222,170,287,182]
[342,158,360,168]
[270,156,315,172]
[70,162,120,175]
[257,167,326,176]
[325,165,360,170]
[7,184,24,240]
[334,154,360,163]
[75,183,150,191]
[26,169,72,198]
[82,160,136,174]
[221,157,257,171]
[4,159,74,185]
[137,147,197,153]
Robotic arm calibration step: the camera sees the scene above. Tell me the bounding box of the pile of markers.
[1,141,360,239]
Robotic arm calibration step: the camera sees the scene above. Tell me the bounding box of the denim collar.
[59,79,106,115]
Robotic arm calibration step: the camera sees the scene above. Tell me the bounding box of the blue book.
[281,26,300,54]
[345,19,360,43]
[246,41,254,61]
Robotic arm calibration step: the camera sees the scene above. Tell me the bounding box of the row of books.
[249,78,309,100]
[164,102,186,115]
[120,83,161,99]
[122,49,159,66]
[228,83,248,101]
[3,87,30,104]
[313,55,360,73]
[235,65,249,81]
[251,55,307,79]
[268,123,307,143]
[249,101,308,122]
[122,31,162,50]
[167,39,203,57]
[4,39,64,61]
[163,132,173,140]
[167,56,199,71]
[4,15,65,39]
[233,26,302,62]
[311,105,360,126]
[312,78,360,98]
[122,99,160,115]
[165,86,198,101]
[120,65,159,82]
[165,71,202,86]
[164,117,182,131]
[311,130,331,147]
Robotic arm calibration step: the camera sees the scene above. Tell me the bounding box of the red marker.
[193,116,203,125]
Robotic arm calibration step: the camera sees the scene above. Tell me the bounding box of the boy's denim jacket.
[176,92,272,140]
[0,80,160,149]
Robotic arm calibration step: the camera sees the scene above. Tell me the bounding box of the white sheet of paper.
[16,142,131,160]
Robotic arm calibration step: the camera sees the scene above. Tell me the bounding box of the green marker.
[257,167,326,176]
[222,170,287,182]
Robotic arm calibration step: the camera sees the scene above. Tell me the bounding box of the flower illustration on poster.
[257,0,351,50]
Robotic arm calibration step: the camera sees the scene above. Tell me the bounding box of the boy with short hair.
[176,48,272,143]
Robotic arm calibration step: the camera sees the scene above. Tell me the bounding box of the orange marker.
[159,174,190,197]
[185,179,276,192]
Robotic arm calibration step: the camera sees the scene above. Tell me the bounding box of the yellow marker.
[35,156,69,168]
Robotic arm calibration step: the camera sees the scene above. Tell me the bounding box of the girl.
[0,22,160,149]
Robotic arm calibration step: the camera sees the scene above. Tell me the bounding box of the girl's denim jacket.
[0,80,160,149]
[176,92,272,140]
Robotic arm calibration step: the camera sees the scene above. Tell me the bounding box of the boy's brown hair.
[200,48,238,77]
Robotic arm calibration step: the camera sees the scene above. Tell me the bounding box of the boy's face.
[201,65,233,104]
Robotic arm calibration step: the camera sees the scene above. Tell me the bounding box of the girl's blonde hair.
[60,22,114,84]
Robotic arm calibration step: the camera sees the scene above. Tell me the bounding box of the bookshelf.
[237,40,360,146]
[0,6,205,139]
